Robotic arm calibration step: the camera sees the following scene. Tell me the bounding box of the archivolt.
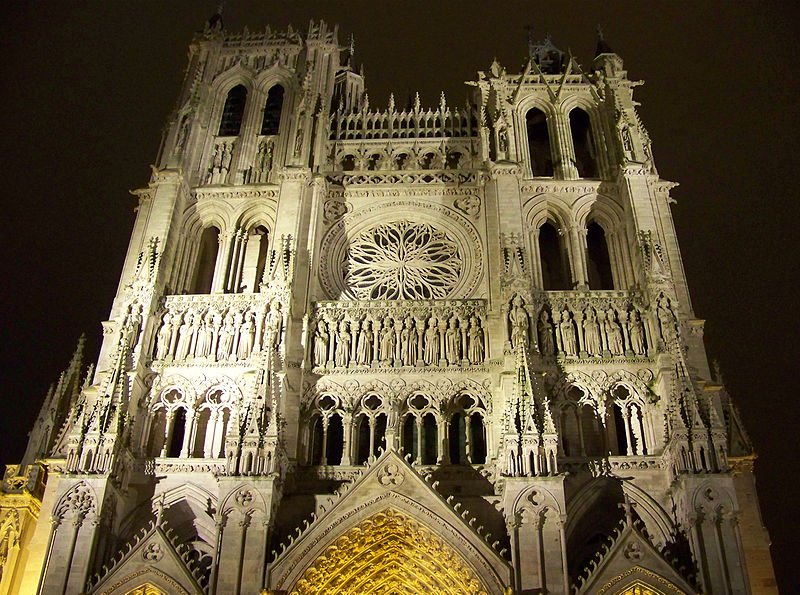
[289,508,490,595]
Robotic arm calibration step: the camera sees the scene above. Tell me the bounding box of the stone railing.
[526,290,654,359]
[153,293,282,365]
[329,102,478,141]
[311,299,487,371]
[1,463,45,496]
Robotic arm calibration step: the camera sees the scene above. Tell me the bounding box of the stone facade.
[0,15,778,595]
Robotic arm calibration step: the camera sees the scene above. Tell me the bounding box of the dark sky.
[1,1,797,591]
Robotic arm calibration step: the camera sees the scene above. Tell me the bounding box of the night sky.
[1,2,797,591]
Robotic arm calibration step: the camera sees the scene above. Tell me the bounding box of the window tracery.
[343,220,463,300]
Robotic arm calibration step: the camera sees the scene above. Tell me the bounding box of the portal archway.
[289,508,490,595]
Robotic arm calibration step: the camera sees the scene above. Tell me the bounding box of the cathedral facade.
[0,18,778,595]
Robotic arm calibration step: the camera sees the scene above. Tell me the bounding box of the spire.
[594,25,614,57]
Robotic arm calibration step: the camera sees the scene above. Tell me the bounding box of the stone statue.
[217,313,235,360]
[583,308,601,356]
[379,319,395,365]
[538,311,555,356]
[424,318,439,365]
[629,311,645,355]
[560,310,577,356]
[313,320,329,367]
[194,313,211,358]
[335,320,351,367]
[402,317,417,366]
[467,316,484,364]
[509,296,529,349]
[175,312,193,361]
[356,319,372,365]
[266,301,283,350]
[605,310,624,356]
[155,313,172,360]
[237,312,255,360]
[446,317,461,365]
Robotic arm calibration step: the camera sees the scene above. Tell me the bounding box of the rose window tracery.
[342,221,463,300]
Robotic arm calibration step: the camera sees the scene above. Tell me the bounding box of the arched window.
[341,154,355,171]
[586,222,614,290]
[470,412,487,464]
[167,408,186,457]
[239,225,269,293]
[422,413,438,464]
[192,226,220,294]
[325,414,344,465]
[569,108,598,178]
[526,108,553,176]
[449,412,465,464]
[538,221,570,290]
[218,84,248,136]
[260,85,284,135]
[310,416,324,465]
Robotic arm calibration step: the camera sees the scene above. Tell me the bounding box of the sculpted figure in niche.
[155,313,173,360]
[266,301,283,350]
[380,318,395,365]
[509,296,529,350]
[583,308,602,356]
[446,317,461,365]
[538,311,555,356]
[629,311,646,355]
[335,321,351,367]
[657,296,678,343]
[605,309,624,356]
[194,312,210,358]
[313,320,329,367]
[402,316,417,366]
[424,318,439,366]
[467,316,484,364]
[356,319,372,365]
[560,310,577,356]
[217,313,235,360]
[175,312,193,361]
[238,311,256,360]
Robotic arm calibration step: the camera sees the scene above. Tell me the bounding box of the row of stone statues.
[312,311,486,369]
[509,296,651,357]
[154,301,283,363]
[206,140,234,185]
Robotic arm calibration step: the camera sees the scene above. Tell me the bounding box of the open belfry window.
[218,84,248,136]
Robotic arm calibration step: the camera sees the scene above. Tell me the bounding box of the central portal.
[289,508,490,595]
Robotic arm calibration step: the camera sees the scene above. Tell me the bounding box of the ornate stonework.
[0,16,776,595]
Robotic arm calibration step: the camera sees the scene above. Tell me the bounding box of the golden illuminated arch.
[124,584,168,595]
[597,567,688,595]
[290,509,490,595]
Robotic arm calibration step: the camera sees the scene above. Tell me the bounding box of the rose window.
[343,221,463,299]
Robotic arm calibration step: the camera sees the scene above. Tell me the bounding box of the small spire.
[595,24,614,56]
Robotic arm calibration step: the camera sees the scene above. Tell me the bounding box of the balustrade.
[153,294,282,364]
[311,300,487,371]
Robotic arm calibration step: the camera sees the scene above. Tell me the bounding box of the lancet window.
[569,108,598,178]
[586,221,614,290]
[260,85,284,136]
[608,385,649,456]
[354,394,387,465]
[526,107,554,177]
[538,221,572,290]
[218,84,248,136]
[401,393,439,465]
[191,226,220,294]
[559,387,605,457]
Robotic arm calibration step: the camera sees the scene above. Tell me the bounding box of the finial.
[349,33,355,58]
[413,92,421,112]
[388,92,395,112]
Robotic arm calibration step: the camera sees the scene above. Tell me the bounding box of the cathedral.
[0,15,778,595]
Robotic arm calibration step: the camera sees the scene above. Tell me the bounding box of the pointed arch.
[288,509,491,595]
